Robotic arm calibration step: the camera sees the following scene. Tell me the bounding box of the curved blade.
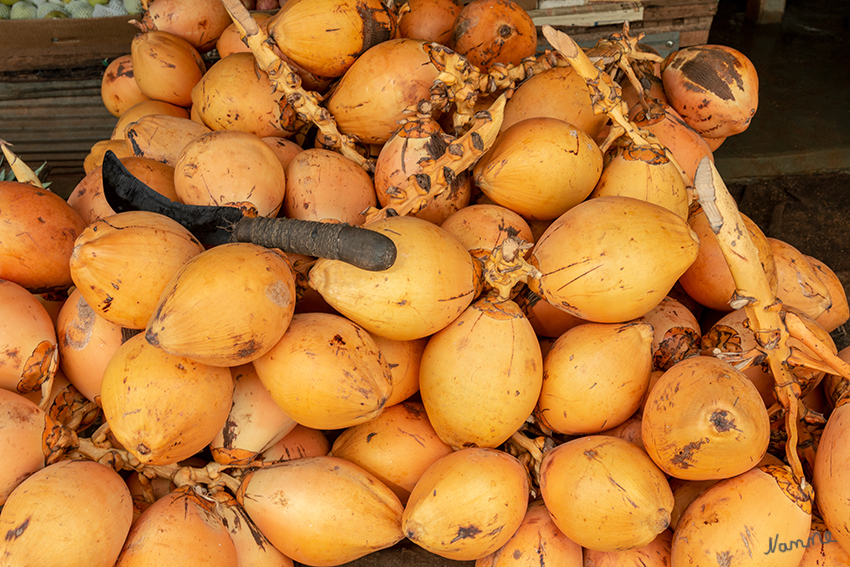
[101,150,244,246]
[100,151,397,270]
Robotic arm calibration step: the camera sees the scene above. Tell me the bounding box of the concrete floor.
[709,0,850,180]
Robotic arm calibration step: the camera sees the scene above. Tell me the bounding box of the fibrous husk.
[641,355,770,480]
[528,196,700,323]
[146,243,297,367]
[402,447,530,561]
[539,435,674,552]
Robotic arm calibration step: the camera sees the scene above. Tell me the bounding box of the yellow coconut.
[813,400,850,554]
[440,203,534,258]
[69,210,205,330]
[536,322,653,435]
[475,499,583,567]
[0,388,47,505]
[500,64,609,137]
[236,456,404,566]
[0,278,58,395]
[308,216,482,341]
[209,363,297,466]
[539,435,674,552]
[370,335,427,407]
[529,196,700,322]
[174,130,287,217]
[145,243,296,367]
[325,38,440,144]
[264,0,395,78]
[473,117,604,220]
[0,181,86,294]
[131,30,206,107]
[402,447,529,561]
[191,52,296,138]
[283,148,376,224]
[419,293,542,448]
[209,491,294,567]
[0,460,133,567]
[116,486,238,567]
[100,333,233,465]
[672,464,812,567]
[329,401,454,504]
[589,141,689,219]
[641,355,770,480]
[55,287,124,405]
[124,114,211,167]
[251,312,393,430]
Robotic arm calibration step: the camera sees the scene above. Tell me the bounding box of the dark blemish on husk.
[355,3,394,57]
[671,438,709,468]
[63,296,96,349]
[451,525,482,543]
[583,449,598,459]
[366,432,378,443]
[676,48,743,101]
[136,443,151,455]
[5,518,29,541]
[237,340,259,358]
[710,410,740,432]
[221,403,238,448]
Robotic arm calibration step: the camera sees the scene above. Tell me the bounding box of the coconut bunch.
[3,1,850,566]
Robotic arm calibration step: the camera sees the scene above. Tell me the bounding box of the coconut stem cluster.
[693,157,850,486]
[217,0,371,171]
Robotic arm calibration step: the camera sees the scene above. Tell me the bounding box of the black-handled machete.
[100,150,397,272]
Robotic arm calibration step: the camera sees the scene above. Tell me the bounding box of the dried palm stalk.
[217,0,372,171]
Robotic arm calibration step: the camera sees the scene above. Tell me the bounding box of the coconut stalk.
[216,0,371,171]
[541,24,694,209]
[425,43,567,133]
[362,93,507,224]
[583,22,664,115]
[693,157,810,484]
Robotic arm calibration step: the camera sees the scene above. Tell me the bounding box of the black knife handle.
[233,217,397,272]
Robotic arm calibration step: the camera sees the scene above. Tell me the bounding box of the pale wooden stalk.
[693,157,806,483]
[217,0,371,170]
[541,24,693,202]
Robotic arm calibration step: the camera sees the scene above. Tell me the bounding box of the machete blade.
[101,150,243,246]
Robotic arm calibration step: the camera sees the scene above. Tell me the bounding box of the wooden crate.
[528,0,719,53]
[0,67,119,199]
[0,16,139,73]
